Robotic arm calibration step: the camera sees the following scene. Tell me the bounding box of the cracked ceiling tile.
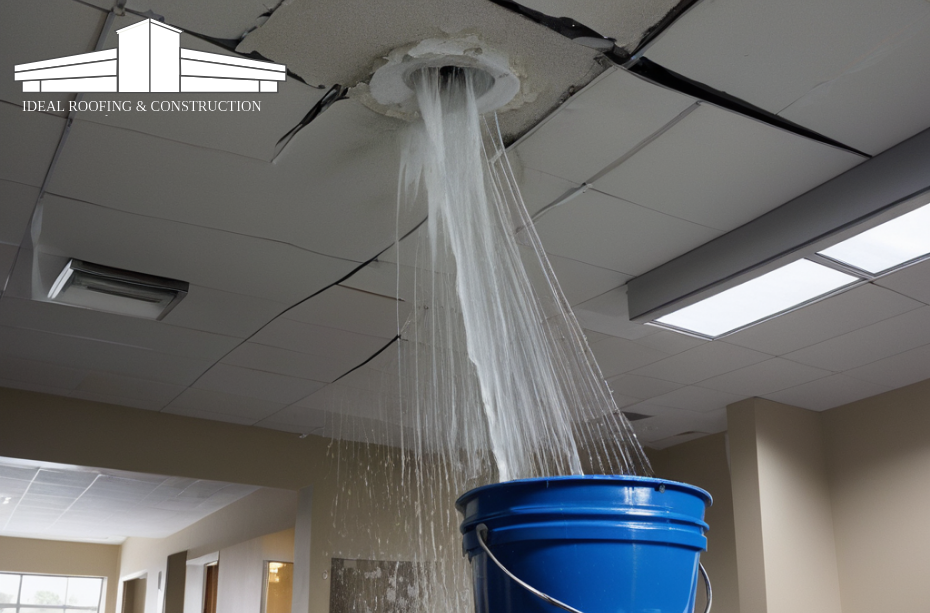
[236,0,607,140]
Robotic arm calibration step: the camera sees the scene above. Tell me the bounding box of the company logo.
[14,19,285,94]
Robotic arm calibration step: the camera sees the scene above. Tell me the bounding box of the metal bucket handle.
[475,523,712,613]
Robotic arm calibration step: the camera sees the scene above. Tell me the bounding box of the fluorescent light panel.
[818,201,930,274]
[654,259,858,338]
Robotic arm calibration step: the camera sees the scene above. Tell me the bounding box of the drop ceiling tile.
[79,0,278,39]
[0,378,76,398]
[34,469,97,488]
[875,259,930,305]
[25,483,85,499]
[250,318,389,369]
[221,342,351,383]
[193,363,326,404]
[514,68,695,184]
[631,406,726,443]
[19,494,74,511]
[0,0,105,113]
[36,194,356,305]
[698,358,831,397]
[0,180,38,245]
[842,343,930,390]
[607,374,684,400]
[629,341,771,385]
[255,419,324,435]
[725,283,925,356]
[535,189,722,275]
[595,104,864,231]
[257,403,328,430]
[282,285,404,340]
[48,102,422,263]
[632,329,708,356]
[544,255,630,307]
[0,103,65,187]
[68,390,169,411]
[763,374,893,412]
[645,0,928,114]
[589,336,671,378]
[75,373,185,405]
[0,466,38,481]
[164,285,288,338]
[778,14,930,155]
[0,244,20,287]
[650,386,746,413]
[0,297,242,361]
[338,261,407,302]
[784,306,930,372]
[573,287,657,340]
[516,167,580,217]
[648,431,716,451]
[0,325,212,386]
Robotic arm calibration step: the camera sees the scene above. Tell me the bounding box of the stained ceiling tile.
[763,374,893,412]
[514,68,694,184]
[221,341,352,383]
[594,104,865,232]
[282,285,404,340]
[842,343,930,391]
[724,283,925,356]
[629,341,771,385]
[535,189,722,275]
[0,104,65,188]
[589,336,671,378]
[649,386,746,413]
[192,363,326,404]
[698,358,831,397]
[784,306,930,372]
[875,259,930,305]
[0,0,105,113]
[0,180,38,246]
[645,0,929,114]
[778,16,930,155]
[35,194,357,305]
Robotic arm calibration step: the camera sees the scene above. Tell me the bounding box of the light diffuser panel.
[818,203,930,274]
[655,259,859,338]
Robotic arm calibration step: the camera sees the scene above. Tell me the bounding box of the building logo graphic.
[15,19,285,94]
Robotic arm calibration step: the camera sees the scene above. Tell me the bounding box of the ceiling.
[2,0,930,453]
[0,456,258,543]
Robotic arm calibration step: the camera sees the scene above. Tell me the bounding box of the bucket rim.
[455,474,712,512]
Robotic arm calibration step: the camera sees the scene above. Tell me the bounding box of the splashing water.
[321,65,651,613]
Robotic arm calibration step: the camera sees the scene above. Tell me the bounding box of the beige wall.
[822,378,930,613]
[0,535,121,613]
[649,432,740,613]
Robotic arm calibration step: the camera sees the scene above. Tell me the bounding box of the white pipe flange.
[368,37,521,117]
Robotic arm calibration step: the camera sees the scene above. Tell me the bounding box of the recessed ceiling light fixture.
[627,127,930,339]
[48,259,189,320]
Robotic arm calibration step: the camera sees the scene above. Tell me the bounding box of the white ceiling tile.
[589,336,671,378]
[573,287,659,340]
[255,419,324,435]
[0,0,105,113]
[645,0,928,114]
[193,363,326,404]
[607,374,684,400]
[647,431,717,450]
[581,329,610,344]
[631,406,727,443]
[535,189,722,275]
[75,373,185,405]
[36,194,357,305]
[0,103,65,187]
[0,244,20,288]
[34,469,97,488]
[595,104,864,231]
[0,466,38,481]
[221,341,351,383]
[0,297,242,361]
[257,403,329,430]
[514,68,694,184]
[842,343,930,390]
[338,261,406,301]
[650,386,746,413]
[763,374,893,412]
[629,341,771,385]
[875,259,930,305]
[163,285,288,338]
[250,318,390,370]
[68,389,168,411]
[784,306,930,372]
[545,255,630,307]
[0,180,38,245]
[632,329,708,355]
[516,167,580,217]
[698,357,831,397]
[778,14,930,155]
[282,285,404,340]
[0,378,75,398]
[0,325,212,386]
[725,283,925,356]
[48,103,423,263]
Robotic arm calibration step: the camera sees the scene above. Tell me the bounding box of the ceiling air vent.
[48,259,188,321]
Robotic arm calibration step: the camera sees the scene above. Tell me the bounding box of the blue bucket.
[456,475,712,613]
